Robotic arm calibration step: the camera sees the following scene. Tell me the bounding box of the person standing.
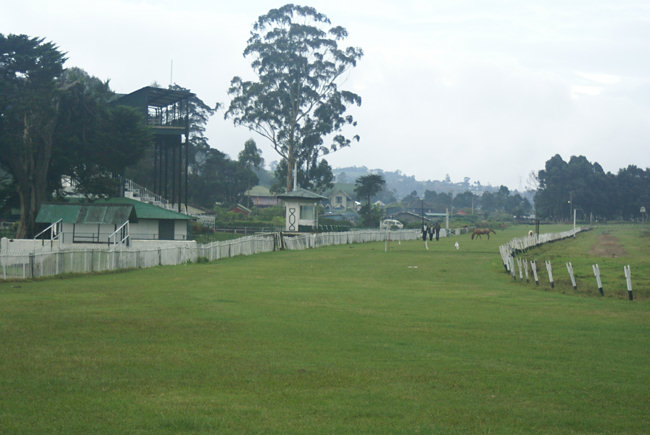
[435,221,441,241]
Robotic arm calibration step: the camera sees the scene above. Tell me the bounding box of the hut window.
[300,205,314,220]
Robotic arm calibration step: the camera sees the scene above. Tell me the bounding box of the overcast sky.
[4,0,650,190]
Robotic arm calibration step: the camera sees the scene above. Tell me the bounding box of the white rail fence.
[283,229,422,250]
[498,227,585,273]
[1,229,424,280]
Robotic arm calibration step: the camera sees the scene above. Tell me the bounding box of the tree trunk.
[13,114,55,239]
[16,185,41,239]
[286,154,295,192]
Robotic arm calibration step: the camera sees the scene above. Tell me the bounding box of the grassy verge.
[0,225,647,433]
[513,224,650,300]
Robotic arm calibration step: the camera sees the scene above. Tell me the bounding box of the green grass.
[515,224,650,300]
[0,225,648,433]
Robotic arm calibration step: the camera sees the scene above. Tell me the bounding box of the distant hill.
[256,164,534,202]
[332,166,500,200]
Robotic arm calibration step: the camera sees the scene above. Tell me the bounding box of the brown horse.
[471,228,496,239]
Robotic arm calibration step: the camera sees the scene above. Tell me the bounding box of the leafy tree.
[53,67,151,198]
[401,190,422,211]
[238,138,264,206]
[0,168,17,218]
[304,157,334,193]
[238,138,263,171]
[354,174,385,207]
[534,154,625,220]
[452,191,476,210]
[423,190,452,212]
[271,156,334,194]
[533,154,650,220]
[534,154,570,219]
[615,165,649,219]
[358,203,383,228]
[0,34,66,238]
[226,4,363,192]
[188,148,257,209]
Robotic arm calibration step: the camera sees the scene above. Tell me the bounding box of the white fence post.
[624,265,633,300]
[592,264,604,296]
[566,262,577,291]
[530,260,539,285]
[545,261,554,288]
[524,259,529,282]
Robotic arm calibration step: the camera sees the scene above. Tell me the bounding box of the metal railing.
[33,219,62,247]
[108,221,130,247]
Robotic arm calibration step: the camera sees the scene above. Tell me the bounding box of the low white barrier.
[498,227,585,272]
[282,229,421,250]
[0,228,451,280]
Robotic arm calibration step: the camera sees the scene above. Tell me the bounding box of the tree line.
[534,154,649,221]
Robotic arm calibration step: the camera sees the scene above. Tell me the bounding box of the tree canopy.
[0,34,66,237]
[354,174,386,206]
[0,34,153,237]
[534,154,649,220]
[54,67,151,198]
[226,4,363,192]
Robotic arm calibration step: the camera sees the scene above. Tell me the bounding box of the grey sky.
[3,0,649,190]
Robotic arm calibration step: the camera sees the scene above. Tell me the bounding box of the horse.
[471,228,496,240]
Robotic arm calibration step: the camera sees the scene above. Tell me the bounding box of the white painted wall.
[283,199,318,231]
[51,219,189,244]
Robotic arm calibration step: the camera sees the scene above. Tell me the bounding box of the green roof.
[36,204,136,225]
[96,198,194,220]
[36,198,193,224]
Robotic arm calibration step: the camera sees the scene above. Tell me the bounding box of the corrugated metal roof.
[36,204,135,224]
[113,86,194,108]
[36,198,194,224]
[97,197,194,220]
[276,188,327,201]
[245,185,273,196]
[36,204,81,224]
[76,205,134,224]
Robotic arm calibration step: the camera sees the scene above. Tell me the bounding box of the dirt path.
[588,233,627,257]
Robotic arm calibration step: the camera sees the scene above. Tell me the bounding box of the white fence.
[498,227,585,272]
[283,229,422,250]
[0,229,425,280]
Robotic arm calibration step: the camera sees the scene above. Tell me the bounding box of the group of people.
[422,222,441,241]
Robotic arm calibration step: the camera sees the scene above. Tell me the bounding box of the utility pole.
[421,199,424,227]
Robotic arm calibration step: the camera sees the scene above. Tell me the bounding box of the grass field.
[516,225,649,300]
[0,224,648,433]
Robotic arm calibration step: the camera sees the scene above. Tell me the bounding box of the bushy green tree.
[358,203,383,228]
[354,174,385,206]
[54,68,151,198]
[188,148,257,208]
[0,34,66,237]
[226,4,363,191]
[534,154,648,220]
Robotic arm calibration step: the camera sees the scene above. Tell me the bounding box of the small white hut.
[276,189,327,232]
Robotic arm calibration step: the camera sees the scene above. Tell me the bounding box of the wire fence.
[1,229,424,280]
